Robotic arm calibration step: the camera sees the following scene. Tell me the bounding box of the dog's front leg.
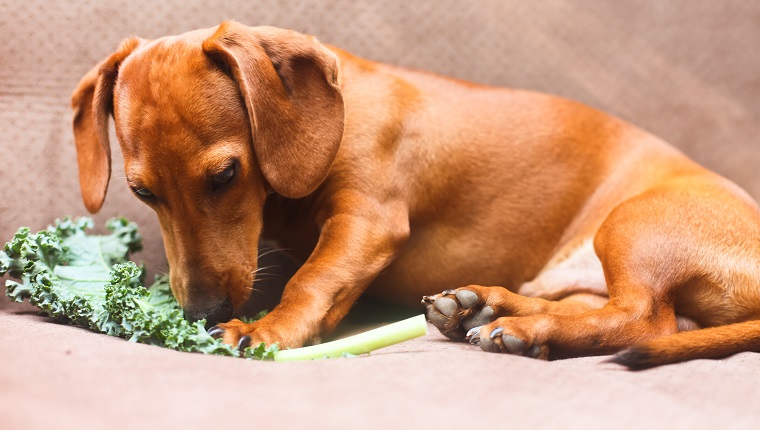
[214,193,410,349]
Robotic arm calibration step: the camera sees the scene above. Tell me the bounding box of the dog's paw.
[474,317,549,359]
[208,319,279,352]
[421,287,495,341]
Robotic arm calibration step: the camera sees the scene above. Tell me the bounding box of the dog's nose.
[183,297,233,327]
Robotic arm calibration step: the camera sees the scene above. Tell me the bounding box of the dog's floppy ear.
[70,38,145,213]
[202,21,345,198]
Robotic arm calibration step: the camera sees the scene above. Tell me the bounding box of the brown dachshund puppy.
[72,22,760,368]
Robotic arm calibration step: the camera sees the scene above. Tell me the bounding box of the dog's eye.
[132,187,154,198]
[212,163,236,189]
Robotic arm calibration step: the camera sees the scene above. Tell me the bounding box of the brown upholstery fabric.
[2,0,759,270]
[2,1,760,428]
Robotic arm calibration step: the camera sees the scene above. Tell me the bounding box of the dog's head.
[71,22,344,324]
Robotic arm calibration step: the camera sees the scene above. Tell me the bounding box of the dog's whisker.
[257,247,295,260]
[242,282,275,297]
[251,265,276,275]
[253,275,288,284]
[251,270,289,284]
[252,264,290,278]
[246,289,274,304]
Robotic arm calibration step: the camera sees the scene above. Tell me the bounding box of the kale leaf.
[0,217,277,360]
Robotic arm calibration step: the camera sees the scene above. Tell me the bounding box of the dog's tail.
[609,320,760,369]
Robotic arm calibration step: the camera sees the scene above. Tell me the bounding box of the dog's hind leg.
[467,177,760,361]
[422,287,607,342]
[423,239,609,340]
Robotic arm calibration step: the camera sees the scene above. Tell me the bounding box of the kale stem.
[134,298,153,313]
[96,237,112,271]
[273,314,428,362]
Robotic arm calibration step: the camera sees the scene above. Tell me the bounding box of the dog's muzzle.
[184,297,233,327]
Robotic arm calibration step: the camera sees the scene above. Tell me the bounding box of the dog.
[71,21,760,368]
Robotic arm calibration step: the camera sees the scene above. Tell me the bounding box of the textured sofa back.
[2,0,759,272]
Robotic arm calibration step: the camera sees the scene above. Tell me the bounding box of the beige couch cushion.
[2,3,760,428]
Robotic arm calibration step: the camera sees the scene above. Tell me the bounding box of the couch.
[2,1,759,428]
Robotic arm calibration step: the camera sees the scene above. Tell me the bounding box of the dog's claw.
[489,327,504,339]
[208,326,224,339]
[238,335,252,351]
[466,326,481,339]
[466,326,482,345]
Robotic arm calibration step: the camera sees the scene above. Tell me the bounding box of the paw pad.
[455,290,479,308]
[479,326,543,358]
[434,297,458,316]
[422,288,494,341]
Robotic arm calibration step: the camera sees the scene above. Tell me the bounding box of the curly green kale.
[0,217,276,359]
